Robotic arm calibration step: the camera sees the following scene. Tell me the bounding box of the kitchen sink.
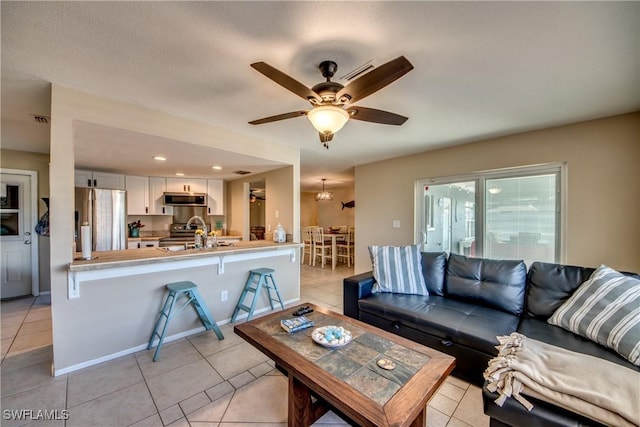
[157,241,234,253]
[157,245,190,252]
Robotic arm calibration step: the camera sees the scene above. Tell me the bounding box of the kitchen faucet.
[186,216,207,240]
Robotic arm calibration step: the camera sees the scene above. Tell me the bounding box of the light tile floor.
[0,264,489,427]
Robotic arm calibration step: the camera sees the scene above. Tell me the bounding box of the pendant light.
[315,178,334,201]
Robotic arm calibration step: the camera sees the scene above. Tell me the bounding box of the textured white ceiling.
[2,2,639,190]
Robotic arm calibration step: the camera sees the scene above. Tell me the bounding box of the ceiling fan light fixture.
[307,106,349,135]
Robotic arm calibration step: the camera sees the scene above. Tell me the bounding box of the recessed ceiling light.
[175,172,185,176]
[153,156,167,161]
[212,165,222,170]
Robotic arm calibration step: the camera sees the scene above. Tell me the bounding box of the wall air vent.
[233,170,252,175]
[340,61,374,81]
[31,115,50,124]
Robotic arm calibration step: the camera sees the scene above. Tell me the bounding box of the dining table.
[323,231,348,270]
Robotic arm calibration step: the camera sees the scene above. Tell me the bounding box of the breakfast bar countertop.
[69,241,303,272]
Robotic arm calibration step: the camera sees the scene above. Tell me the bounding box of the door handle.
[420,231,427,244]
[24,231,31,245]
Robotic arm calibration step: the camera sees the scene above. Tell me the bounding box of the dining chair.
[301,226,313,265]
[336,226,355,267]
[311,226,332,268]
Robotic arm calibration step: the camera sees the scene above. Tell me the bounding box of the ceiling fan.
[249,56,414,148]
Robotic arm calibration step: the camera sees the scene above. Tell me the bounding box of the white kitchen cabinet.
[149,177,172,215]
[206,179,224,215]
[125,175,150,215]
[74,170,93,188]
[75,170,126,190]
[166,178,206,193]
[127,239,141,249]
[138,239,159,248]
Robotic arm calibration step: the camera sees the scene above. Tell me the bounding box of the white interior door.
[1,173,34,298]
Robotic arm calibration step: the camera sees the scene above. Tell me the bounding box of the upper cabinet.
[75,170,125,190]
[149,177,172,215]
[207,179,224,215]
[77,172,217,216]
[166,178,206,193]
[125,176,150,215]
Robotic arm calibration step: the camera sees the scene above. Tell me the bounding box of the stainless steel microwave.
[163,192,207,206]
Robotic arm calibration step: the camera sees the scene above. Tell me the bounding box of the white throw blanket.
[484,333,640,427]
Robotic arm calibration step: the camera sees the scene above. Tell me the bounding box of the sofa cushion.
[420,251,447,296]
[445,253,527,316]
[548,265,640,366]
[525,261,640,319]
[518,318,639,371]
[369,244,428,296]
[358,293,520,355]
[525,262,596,319]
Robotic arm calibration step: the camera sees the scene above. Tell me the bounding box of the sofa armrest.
[343,271,376,319]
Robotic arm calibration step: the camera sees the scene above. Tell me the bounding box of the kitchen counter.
[70,241,300,272]
[58,240,303,376]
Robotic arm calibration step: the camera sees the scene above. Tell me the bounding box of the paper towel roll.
[81,225,92,260]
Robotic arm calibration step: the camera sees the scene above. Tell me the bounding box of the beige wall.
[301,185,355,229]
[249,199,265,228]
[1,149,52,292]
[49,85,300,371]
[355,112,640,274]
[58,252,300,372]
[300,192,318,227]
[227,166,296,241]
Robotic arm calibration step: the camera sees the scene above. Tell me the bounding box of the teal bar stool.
[231,268,285,322]
[148,281,224,362]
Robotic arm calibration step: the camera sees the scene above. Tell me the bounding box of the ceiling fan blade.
[336,56,414,104]
[347,106,408,125]
[251,62,323,103]
[249,110,308,125]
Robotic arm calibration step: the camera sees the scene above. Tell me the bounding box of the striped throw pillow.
[369,245,428,296]
[548,265,640,366]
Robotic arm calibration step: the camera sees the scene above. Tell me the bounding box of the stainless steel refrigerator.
[75,187,127,252]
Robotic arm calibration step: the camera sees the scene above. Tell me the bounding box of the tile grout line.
[130,351,164,427]
[0,296,36,364]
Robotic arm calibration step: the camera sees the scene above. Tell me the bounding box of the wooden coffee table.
[234,303,455,427]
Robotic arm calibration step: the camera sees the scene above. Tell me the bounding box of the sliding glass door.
[416,165,562,264]
[418,180,477,256]
[485,173,559,264]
